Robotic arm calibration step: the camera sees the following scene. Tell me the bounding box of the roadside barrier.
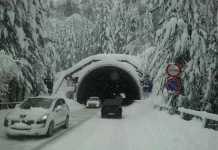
[179,107,218,129]
[154,104,218,129]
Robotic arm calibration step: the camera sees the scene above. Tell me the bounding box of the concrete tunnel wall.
[54,54,144,105]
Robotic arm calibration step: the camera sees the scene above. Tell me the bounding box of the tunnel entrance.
[77,66,140,105]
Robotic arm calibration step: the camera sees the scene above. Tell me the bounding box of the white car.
[86,97,101,108]
[4,96,70,137]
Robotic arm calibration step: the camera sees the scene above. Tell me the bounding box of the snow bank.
[148,94,167,107]
[65,98,84,112]
[53,90,84,112]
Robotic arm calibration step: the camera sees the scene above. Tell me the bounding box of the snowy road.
[1,98,218,150]
[0,108,98,150]
[41,100,218,150]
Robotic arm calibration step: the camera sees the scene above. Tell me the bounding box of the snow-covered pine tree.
[109,0,140,54]
[0,51,23,102]
[91,0,112,54]
[144,0,218,111]
[202,0,218,113]
[47,12,94,71]
[92,0,149,55]
[0,0,49,98]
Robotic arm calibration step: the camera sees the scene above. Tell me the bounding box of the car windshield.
[89,97,99,101]
[19,98,53,109]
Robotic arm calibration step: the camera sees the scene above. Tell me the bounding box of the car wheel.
[46,121,54,137]
[63,115,69,129]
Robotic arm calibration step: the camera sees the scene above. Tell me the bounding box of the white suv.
[4,96,70,137]
[86,97,101,108]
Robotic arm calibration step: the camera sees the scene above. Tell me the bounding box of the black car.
[101,97,122,118]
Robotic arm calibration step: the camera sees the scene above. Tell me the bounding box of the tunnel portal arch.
[54,54,144,105]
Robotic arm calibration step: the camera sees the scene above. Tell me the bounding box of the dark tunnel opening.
[77,66,140,105]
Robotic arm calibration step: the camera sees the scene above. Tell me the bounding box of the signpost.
[165,64,181,95]
[164,64,182,114]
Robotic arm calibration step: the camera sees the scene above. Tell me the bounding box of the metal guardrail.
[154,104,218,129]
[179,108,218,121]
[0,102,21,110]
[179,107,218,128]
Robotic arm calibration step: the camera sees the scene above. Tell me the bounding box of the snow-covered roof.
[54,54,143,94]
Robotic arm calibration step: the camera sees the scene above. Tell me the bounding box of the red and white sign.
[166,64,181,77]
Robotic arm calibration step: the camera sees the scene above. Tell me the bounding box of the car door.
[61,99,69,119]
[58,99,67,123]
[53,99,63,126]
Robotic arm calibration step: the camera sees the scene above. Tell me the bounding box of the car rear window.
[89,97,99,100]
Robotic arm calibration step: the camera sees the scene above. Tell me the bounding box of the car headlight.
[36,114,48,124]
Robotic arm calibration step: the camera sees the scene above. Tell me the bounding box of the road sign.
[166,64,181,77]
[165,77,181,95]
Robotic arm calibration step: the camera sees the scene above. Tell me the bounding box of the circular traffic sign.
[166,64,181,77]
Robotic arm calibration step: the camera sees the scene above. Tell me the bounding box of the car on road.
[86,96,101,108]
[101,96,122,118]
[4,96,70,137]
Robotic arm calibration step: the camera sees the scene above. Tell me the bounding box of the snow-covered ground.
[41,97,218,150]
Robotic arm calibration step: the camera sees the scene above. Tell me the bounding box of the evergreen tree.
[144,0,218,111]
[0,0,49,97]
